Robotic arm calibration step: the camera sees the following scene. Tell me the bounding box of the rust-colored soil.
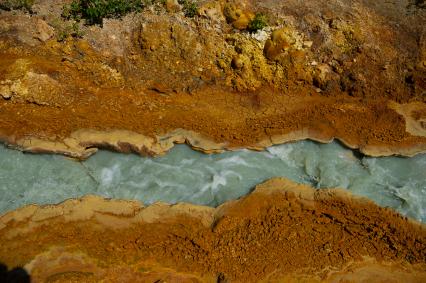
[1,1,426,282]
[0,0,425,157]
[1,178,425,282]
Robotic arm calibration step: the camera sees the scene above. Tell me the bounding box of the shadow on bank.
[0,263,30,283]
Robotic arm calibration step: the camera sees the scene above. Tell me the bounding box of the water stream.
[0,141,425,222]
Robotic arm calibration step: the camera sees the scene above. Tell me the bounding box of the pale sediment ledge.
[0,101,424,159]
[1,178,425,282]
[0,105,422,162]
[8,128,426,159]
[0,0,425,161]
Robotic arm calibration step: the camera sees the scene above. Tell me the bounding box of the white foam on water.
[266,144,297,167]
[216,156,253,167]
[388,183,425,218]
[100,164,121,187]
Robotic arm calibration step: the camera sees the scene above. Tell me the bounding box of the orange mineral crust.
[1,178,425,282]
[1,1,426,282]
[0,0,425,158]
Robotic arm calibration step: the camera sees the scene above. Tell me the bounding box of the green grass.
[178,0,197,18]
[63,0,198,26]
[63,0,145,25]
[0,0,34,12]
[247,13,268,33]
[57,22,85,41]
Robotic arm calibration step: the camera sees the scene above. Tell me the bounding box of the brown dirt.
[0,178,425,282]
[1,1,426,282]
[0,0,425,157]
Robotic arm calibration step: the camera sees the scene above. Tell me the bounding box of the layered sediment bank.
[1,178,425,282]
[0,0,425,158]
[2,98,426,160]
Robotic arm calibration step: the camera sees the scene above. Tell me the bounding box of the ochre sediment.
[0,0,425,158]
[1,178,425,282]
[1,1,426,281]
[2,100,426,159]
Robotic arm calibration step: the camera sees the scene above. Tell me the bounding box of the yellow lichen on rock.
[198,1,225,22]
[223,2,255,30]
[264,27,304,60]
[0,59,64,106]
[223,33,276,90]
[165,0,181,13]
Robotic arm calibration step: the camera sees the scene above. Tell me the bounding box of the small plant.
[63,0,145,25]
[57,22,85,41]
[178,0,197,18]
[247,13,268,33]
[0,0,34,12]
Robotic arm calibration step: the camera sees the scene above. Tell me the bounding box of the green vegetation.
[63,0,145,25]
[247,13,268,33]
[63,0,198,26]
[0,0,34,12]
[50,18,85,41]
[178,0,197,18]
[57,22,85,41]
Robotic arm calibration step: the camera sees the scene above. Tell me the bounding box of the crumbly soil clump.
[0,178,425,282]
[0,0,425,157]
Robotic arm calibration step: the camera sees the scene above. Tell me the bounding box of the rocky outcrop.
[0,14,54,46]
[0,59,64,106]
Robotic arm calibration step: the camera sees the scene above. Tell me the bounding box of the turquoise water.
[0,141,425,222]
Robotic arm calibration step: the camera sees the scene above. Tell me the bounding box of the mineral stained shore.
[0,0,426,282]
[1,178,426,282]
[0,0,425,158]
